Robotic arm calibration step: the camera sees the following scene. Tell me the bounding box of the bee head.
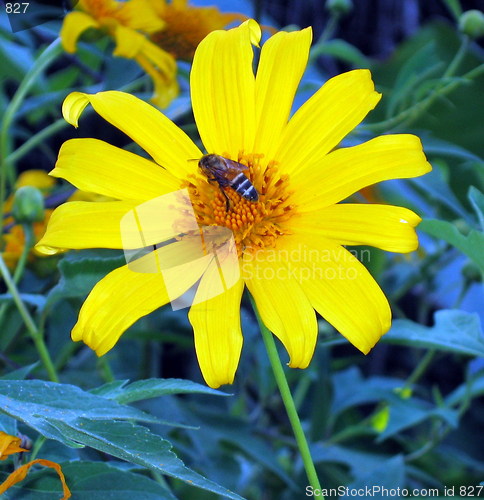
[198,154,220,175]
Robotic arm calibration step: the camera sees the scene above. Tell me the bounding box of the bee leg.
[220,188,231,211]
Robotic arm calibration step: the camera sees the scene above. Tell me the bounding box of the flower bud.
[458,10,484,39]
[462,261,482,283]
[12,186,45,223]
[325,0,353,16]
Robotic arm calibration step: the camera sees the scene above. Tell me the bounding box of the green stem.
[0,254,59,382]
[30,436,46,461]
[404,350,436,390]
[318,14,339,45]
[443,35,469,79]
[97,356,115,383]
[12,224,34,283]
[441,0,463,21]
[0,38,63,234]
[251,297,322,495]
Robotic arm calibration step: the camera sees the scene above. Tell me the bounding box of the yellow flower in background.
[1,170,54,270]
[60,0,178,107]
[149,0,247,61]
[37,21,431,388]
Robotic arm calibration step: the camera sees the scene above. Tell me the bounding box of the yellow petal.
[254,27,312,162]
[62,92,90,128]
[133,36,179,108]
[280,234,391,354]
[118,0,166,33]
[292,134,432,209]
[73,242,209,355]
[35,201,140,254]
[52,139,180,200]
[138,58,179,108]
[0,459,71,499]
[37,194,201,255]
[0,432,28,460]
[276,69,381,175]
[112,24,145,59]
[294,204,422,253]
[16,170,55,190]
[60,11,99,53]
[61,91,201,179]
[191,20,260,158]
[189,274,244,388]
[246,19,262,47]
[243,256,317,368]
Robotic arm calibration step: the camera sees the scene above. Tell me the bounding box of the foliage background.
[0,0,483,498]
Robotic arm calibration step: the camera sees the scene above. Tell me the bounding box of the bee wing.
[223,158,248,180]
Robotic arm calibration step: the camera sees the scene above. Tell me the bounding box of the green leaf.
[0,381,243,499]
[378,395,458,441]
[0,293,46,309]
[410,168,471,222]
[341,455,405,498]
[91,378,229,404]
[2,461,177,500]
[311,444,392,476]
[48,67,81,92]
[0,380,174,447]
[0,38,34,83]
[44,419,244,500]
[310,39,370,67]
[187,409,296,489]
[45,250,126,310]
[468,186,484,231]
[445,371,484,406]
[384,310,484,356]
[331,367,403,415]
[0,362,38,380]
[420,133,482,162]
[0,414,17,435]
[419,218,484,273]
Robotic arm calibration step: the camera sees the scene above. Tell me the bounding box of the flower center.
[149,5,212,61]
[149,5,246,61]
[184,153,296,256]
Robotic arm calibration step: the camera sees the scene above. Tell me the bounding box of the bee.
[198,154,259,210]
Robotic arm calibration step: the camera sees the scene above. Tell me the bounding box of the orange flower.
[0,432,28,460]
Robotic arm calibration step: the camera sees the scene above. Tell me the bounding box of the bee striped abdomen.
[231,173,259,202]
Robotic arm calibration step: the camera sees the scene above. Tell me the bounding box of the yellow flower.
[60,0,178,107]
[37,21,431,388]
[149,0,247,61]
